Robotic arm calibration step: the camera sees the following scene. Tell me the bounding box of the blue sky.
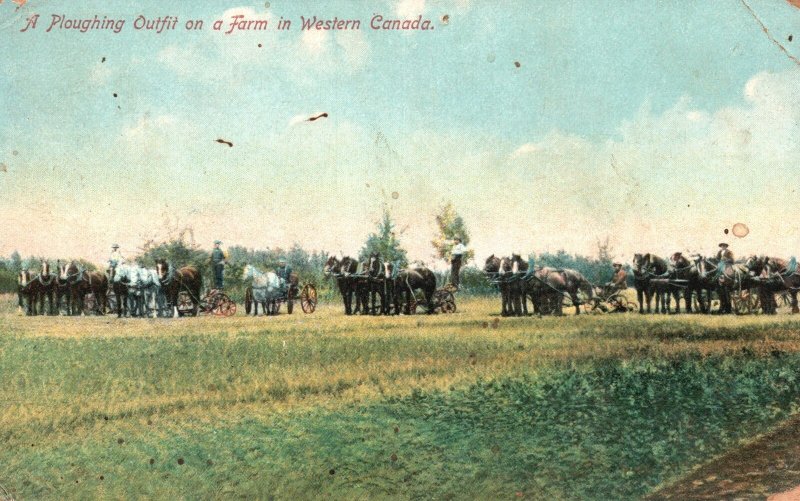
[2,0,800,264]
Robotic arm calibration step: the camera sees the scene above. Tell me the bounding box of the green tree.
[359,208,408,267]
[431,201,473,263]
[9,250,22,272]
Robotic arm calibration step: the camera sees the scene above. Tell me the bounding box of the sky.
[2,0,800,267]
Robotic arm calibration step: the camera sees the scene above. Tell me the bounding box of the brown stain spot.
[12,150,18,156]
[99,475,104,481]
[177,458,185,465]
[394,426,399,433]
[514,61,521,68]
[441,14,449,24]
[103,416,109,421]
[329,468,335,475]
[117,438,124,444]
[391,191,399,199]
[264,1,270,8]
[113,93,118,98]
[732,222,750,238]
[492,318,500,328]
[147,419,153,425]
[0,163,7,172]
[101,56,106,63]
[790,34,794,42]
[724,228,729,235]
[258,43,262,48]
[482,321,489,328]
[487,53,496,63]
[491,445,500,454]
[207,459,213,466]
[149,458,155,465]
[390,453,398,462]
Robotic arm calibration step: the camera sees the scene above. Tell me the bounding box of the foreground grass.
[4,295,800,499]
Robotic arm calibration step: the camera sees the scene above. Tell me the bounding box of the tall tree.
[9,250,22,272]
[359,208,408,267]
[431,201,473,263]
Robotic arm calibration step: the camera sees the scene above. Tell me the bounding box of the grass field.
[3,293,800,499]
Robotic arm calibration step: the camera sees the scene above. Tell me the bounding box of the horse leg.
[571,292,581,315]
[792,291,799,314]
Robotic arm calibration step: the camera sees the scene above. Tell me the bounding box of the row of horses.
[483,254,595,316]
[632,252,800,315]
[323,255,437,315]
[16,260,202,318]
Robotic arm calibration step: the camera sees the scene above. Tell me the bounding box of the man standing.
[108,244,125,271]
[450,237,467,289]
[716,243,734,264]
[211,240,227,289]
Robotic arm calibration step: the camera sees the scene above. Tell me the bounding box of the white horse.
[242,264,285,316]
[138,268,166,318]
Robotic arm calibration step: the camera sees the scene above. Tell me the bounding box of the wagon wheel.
[244,287,253,315]
[83,293,97,315]
[732,289,755,314]
[608,294,628,313]
[437,290,455,309]
[582,297,603,314]
[212,293,237,317]
[286,286,294,315]
[300,284,318,313]
[177,291,193,317]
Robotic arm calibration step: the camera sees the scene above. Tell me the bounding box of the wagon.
[244,282,317,315]
[397,283,457,314]
[580,286,637,314]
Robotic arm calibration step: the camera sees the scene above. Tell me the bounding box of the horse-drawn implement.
[242,264,317,316]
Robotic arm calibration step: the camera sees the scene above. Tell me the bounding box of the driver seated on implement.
[275,258,292,293]
[108,244,125,275]
[604,262,627,294]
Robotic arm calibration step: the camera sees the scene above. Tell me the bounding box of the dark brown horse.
[156,259,202,317]
[34,260,57,315]
[324,255,363,315]
[632,253,676,313]
[366,253,393,315]
[747,255,800,314]
[691,255,719,314]
[715,260,757,314]
[669,252,700,313]
[17,269,38,315]
[484,255,514,316]
[393,266,437,314]
[59,260,108,315]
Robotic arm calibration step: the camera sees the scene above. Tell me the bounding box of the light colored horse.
[242,264,284,315]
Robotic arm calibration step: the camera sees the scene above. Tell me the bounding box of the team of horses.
[632,252,800,315]
[17,259,202,318]
[323,254,437,315]
[483,254,595,316]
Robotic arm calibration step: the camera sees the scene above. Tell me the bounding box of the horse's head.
[632,253,644,272]
[155,259,169,281]
[40,260,50,277]
[483,254,500,273]
[383,261,395,280]
[242,264,253,281]
[340,256,357,275]
[368,253,383,278]
[510,254,527,273]
[744,255,762,274]
[323,255,340,276]
[18,269,30,287]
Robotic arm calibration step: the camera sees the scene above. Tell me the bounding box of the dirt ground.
[648,414,800,500]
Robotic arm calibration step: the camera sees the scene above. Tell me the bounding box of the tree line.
[0,204,620,297]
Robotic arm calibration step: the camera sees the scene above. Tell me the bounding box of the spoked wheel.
[434,290,455,313]
[441,300,456,313]
[245,287,253,315]
[733,289,759,314]
[212,293,237,317]
[582,297,605,314]
[300,284,318,313]
[177,292,194,317]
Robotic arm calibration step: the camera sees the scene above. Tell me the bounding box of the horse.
[116,265,151,317]
[59,261,108,315]
[691,255,719,314]
[747,255,800,314]
[669,252,700,313]
[242,264,284,316]
[393,265,437,314]
[156,259,202,317]
[366,253,393,315]
[484,255,514,316]
[107,264,129,317]
[714,259,757,314]
[632,253,677,314]
[34,260,57,315]
[17,269,38,315]
[323,256,363,315]
[381,260,398,315]
[138,267,166,317]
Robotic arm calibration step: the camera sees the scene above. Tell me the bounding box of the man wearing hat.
[716,243,734,264]
[275,257,293,293]
[211,240,227,289]
[108,244,125,271]
[449,237,468,289]
[605,262,628,292]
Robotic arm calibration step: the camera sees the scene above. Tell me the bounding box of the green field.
[3,294,800,499]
